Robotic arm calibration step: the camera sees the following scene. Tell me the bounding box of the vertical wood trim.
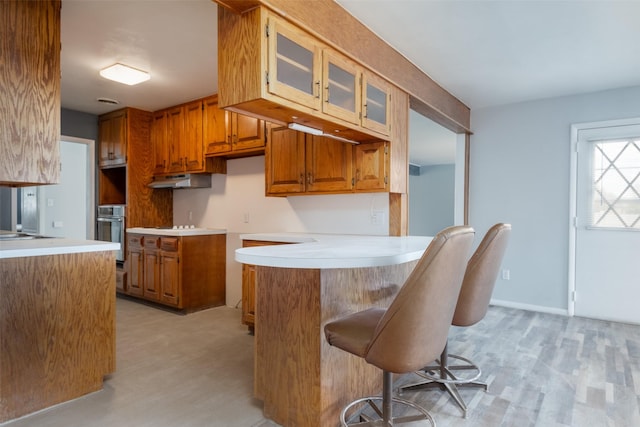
[464,133,470,225]
[388,192,407,236]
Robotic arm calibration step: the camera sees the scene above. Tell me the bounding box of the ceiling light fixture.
[99,63,150,86]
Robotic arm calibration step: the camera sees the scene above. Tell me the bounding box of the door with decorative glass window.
[575,123,640,324]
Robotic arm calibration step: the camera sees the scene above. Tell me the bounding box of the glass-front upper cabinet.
[322,51,361,125]
[362,72,391,136]
[267,17,321,111]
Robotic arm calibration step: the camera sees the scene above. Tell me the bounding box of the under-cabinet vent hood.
[148,174,211,189]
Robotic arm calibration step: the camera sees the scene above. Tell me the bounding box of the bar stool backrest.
[453,223,511,327]
[365,225,475,373]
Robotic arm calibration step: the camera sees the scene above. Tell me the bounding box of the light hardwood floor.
[3,297,639,427]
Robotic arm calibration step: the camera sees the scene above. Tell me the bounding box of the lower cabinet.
[125,232,226,311]
[241,239,290,332]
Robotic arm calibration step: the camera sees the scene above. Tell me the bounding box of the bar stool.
[399,223,511,418]
[324,225,475,426]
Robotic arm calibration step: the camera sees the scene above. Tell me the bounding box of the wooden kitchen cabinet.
[353,140,389,191]
[166,101,205,174]
[218,6,393,142]
[241,240,290,332]
[127,234,144,297]
[152,99,226,176]
[151,110,168,175]
[99,109,128,168]
[265,126,306,194]
[0,0,61,186]
[98,107,173,230]
[126,232,226,311]
[159,237,180,306]
[266,126,385,196]
[143,236,161,301]
[203,96,266,157]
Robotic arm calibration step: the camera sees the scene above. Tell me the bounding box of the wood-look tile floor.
[4,297,639,427]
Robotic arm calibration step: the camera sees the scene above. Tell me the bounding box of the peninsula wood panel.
[0,0,61,186]
[254,260,418,427]
[0,251,115,423]
[214,0,470,133]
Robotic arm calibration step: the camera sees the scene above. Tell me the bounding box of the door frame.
[568,117,640,316]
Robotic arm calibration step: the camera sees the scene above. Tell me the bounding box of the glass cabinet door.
[322,51,361,125]
[267,17,321,111]
[362,72,391,136]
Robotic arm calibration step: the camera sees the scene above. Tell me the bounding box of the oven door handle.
[97,217,123,222]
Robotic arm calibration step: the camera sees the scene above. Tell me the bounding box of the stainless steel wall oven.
[96,205,125,263]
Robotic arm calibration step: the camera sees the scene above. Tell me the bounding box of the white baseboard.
[490,298,569,317]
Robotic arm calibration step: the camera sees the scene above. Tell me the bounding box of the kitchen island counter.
[127,227,226,237]
[0,237,119,259]
[0,239,118,422]
[236,233,432,269]
[235,233,433,427]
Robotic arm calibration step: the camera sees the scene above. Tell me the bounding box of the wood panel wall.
[255,260,418,427]
[0,251,116,422]
[0,0,61,186]
[126,108,173,228]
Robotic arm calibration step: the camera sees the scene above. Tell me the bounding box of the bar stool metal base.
[398,343,487,418]
[341,371,436,427]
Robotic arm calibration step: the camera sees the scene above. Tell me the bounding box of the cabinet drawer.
[127,234,143,248]
[160,237,179,251]
[144,236,160,249]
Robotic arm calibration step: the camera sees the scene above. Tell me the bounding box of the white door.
[574,122,640,324]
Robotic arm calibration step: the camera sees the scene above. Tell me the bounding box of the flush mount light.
[99,63,150,86]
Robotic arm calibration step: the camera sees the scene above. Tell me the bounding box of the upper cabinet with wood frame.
[99,109,128,168]
[203,95,266,158]
[0,0,61,186]
[218,6,392,143]
[265,125,386,197]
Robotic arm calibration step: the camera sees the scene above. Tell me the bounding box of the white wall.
[470,85,640,313]
[172,155,391,306]
[409,164,455,236]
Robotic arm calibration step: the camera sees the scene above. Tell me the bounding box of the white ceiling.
[60,0,640,167]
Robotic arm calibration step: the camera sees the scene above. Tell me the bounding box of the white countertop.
[0,238,120,259]
[236,233,433,269]
[127,227,227,236]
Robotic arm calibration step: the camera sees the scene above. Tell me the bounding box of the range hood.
[148,174,211,189]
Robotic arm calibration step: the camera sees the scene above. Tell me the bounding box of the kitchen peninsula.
[235,234,432,427]
[0,237,119,423]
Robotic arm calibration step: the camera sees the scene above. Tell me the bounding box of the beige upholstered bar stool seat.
[400,223,511,418]
[324,226,475,426]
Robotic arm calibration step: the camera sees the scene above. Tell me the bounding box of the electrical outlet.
[370,210,384,225]
[502,269,510,280]
[243,212,250,223]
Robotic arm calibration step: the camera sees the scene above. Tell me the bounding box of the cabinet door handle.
[299,173,304,185]
[232,134,238,144]
[363,104,368,118]
[314,81,321,99]
[307,172,313,185]
[324,86,329,103]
